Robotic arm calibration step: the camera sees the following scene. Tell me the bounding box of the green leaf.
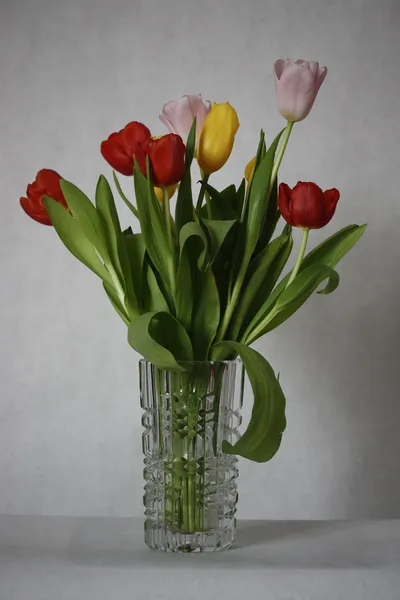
[43,196,113,286]
[255,179,280,252]
[112,170,139,219]
[142,258,170,313]
[124,233,147,307]
[203,183,237,220]
[128,312,193,370]
[60,180,109,260]
[259,263,340,335]
[232,178,246,219]
[243,129,284,259]
[215,342,286,463]
[202,218,237,265]
[103,282,130,324]
[95,176,125,284]
[134,164,171,290]
[192,267,220,360]
[244,224,367,342]
[96,175,140,317]
[175,221,209,333]
[302,224,367,270]
[175,250,193,331]
[175,118,196,233]
[178,221,209,270]
[229,231,293,340]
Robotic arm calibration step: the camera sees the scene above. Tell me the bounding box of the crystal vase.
[140,359,244,553]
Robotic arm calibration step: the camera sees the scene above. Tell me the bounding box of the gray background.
[0,0,399,520]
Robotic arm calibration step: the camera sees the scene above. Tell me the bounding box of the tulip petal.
[160,97,193,141]
[317,66,328,90]
[101,136,133,176]
[159,113,175,134]
[36,169,65,205]
[290,182,325,228]
[121,121,151,155]
[274,59,286,80]
[20,196,52,225]
[278,183,293,225]
[321,188,340,226]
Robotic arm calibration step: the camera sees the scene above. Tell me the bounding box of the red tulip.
[278,181,340,229]
[20,169,67,226]
[136,134,186,187]
[100,121,151,176]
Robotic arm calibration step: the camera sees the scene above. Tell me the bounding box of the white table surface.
[0,516,399,600]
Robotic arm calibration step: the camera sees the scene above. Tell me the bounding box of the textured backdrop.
[1,0,399,519]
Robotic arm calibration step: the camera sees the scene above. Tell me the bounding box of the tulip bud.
[160,94,211,145]
[20,169,68,225]
[154,184,177,203]
[245,156,256,183]
[274,59,327,122]
[136,134,186,187]
[197,102,239,174]
[100,121,151,176]
[278,182,340,229]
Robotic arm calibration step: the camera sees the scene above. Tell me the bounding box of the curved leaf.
[60,180,108,260]
[202,183,237,220]
[258,264,340,335]
[103,282,130,325]
[202,218,237,265]
[192,267,220,360]
[178,222,208,269]
[243,224,367,342]
[124,233,146,306]
[229,230,293,339]
[176,221,209,334]
[134,164,171,290]
[43,196,112,286]
[215,342,286,462]
[242,129,284,259]
[128,312,193,370]
[142,259,169,313]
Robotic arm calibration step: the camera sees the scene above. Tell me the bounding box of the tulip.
[274,59,327,122]
[136,134,186,187]
[278,182,340,229]
[20,169,68,226]
[101,121,151,176]
[154,184,177,202]
[245,156,256,183]
[160,94,211,145]
[197,102,239,174]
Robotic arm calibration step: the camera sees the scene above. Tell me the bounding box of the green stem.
[163,187,176,295]
[285,227,309,288]
[112,171,139,219]
[244,227,309,345]
[269,121,294,192]
[195,173,210,211]
[215,260,248,343]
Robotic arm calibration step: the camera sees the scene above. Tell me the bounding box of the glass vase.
[140,359,244,553]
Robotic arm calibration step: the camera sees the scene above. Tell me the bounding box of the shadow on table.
[64,519,392,571]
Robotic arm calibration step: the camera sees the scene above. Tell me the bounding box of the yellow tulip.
[154,184,177,203]
[197,102,239,174]
[245,156,256,183]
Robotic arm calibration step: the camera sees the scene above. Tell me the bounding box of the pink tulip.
[274,59,327,122]
[160,94,211,145]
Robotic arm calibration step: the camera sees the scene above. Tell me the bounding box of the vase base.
[144,521,235,553]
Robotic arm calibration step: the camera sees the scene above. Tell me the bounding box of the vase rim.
[139,358,242,367]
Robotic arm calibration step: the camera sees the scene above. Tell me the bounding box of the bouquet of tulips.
[20,59,365,464]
